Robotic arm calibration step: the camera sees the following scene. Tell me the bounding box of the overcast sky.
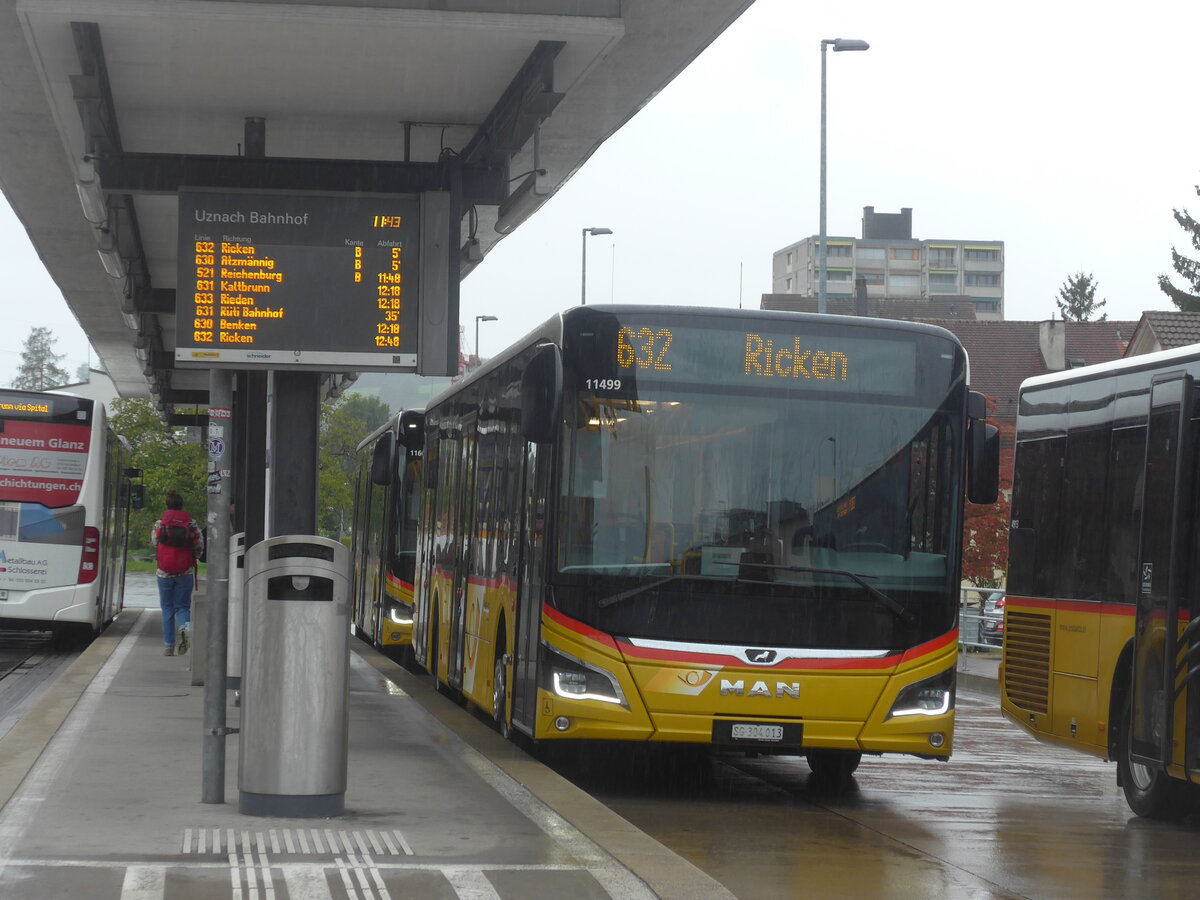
[3,0,1199,380]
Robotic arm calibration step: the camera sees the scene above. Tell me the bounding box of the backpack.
[160,523,191,547]
[156,510,196,574]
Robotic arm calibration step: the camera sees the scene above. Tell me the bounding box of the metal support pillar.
[447,155,463,376]
[232,372,248,536]
[242,372,269,547]
[269,372,320,535]
[202,370,235,803]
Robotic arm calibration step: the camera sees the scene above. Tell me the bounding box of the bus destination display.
[575,318,919,396]
[176,190,420,370]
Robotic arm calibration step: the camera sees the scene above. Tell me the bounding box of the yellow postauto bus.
[412,305,997,780]
[350,409,424,665]
[1002,345,1200,818]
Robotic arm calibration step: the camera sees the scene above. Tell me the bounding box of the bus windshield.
[552,313,964,649]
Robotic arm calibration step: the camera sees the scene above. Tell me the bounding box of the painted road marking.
[120,865,165,900]
[444,869,500,900]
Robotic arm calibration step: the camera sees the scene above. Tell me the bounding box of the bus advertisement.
[405,306,998,778]
[1002,345,1200,818]
[0,389,137,640]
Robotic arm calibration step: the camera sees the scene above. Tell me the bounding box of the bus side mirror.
[371,432,395,486]
[131,483,145,510]
[967,420,1000,504]
[521,345,563,444]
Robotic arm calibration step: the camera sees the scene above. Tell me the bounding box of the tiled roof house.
[1124,310,1200,356]
[934,320,1134,421]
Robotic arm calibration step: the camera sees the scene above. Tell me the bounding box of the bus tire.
[431,613,448,695]
[492,622,510,740]
[805,749,861,786]
[387,644,419,672]
[1116,690,1185,819]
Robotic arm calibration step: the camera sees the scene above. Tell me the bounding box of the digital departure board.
[175,190,421,370]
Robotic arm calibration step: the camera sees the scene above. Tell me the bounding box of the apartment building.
[772,206,1005,321]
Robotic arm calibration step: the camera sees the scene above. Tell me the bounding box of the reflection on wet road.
[550,689,1200,899]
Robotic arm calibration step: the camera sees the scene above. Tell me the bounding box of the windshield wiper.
[745,563,917,625]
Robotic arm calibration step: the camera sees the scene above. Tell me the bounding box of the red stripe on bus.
[465,574,516,592]
[385,572,413,592]
[542,604,619,650]
[898,630,957,663]
[1006,595,1135,617]
[615,639,904,670]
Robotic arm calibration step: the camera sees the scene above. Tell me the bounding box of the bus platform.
[0,607,734,900]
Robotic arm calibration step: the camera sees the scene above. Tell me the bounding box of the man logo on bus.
[720,679,800,699]
[746,649,777,664]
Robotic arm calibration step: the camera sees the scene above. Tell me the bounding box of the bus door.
[510,439,547,735]
[1132,373,1195,772]
[447,417,478,691]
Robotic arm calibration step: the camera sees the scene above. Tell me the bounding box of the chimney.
[854,276,868,316]
[862,206,914,240]
[1039,320,1066,371]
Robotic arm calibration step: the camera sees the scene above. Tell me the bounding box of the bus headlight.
[540,642,628,708]
[386,602,413,626]
[886,668,954,720]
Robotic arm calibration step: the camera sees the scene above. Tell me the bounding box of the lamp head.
[831,38,869,52]
[585,227,613,236]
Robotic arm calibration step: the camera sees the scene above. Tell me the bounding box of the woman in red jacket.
[151,490,204,656]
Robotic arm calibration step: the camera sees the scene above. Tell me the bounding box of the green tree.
[109,398,206,554]
[12,327,70,390]
[1055,272,1107,322]
[319,393,391,540]
[1159,184,1200,311]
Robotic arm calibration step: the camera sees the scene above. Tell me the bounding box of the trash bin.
[227,532,246,688]
[238,534,351,817]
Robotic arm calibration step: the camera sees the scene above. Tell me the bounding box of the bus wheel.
[387,644,419,672]
[805,749,861,786]
[492,626,511,740]
[1117,691,1185,819]
[431,615,448,696]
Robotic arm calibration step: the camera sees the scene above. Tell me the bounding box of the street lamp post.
[581,227,613,305]
[474,314,497,367]
[818,38,869,315]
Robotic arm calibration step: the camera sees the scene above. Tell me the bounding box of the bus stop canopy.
[0,0,753,414]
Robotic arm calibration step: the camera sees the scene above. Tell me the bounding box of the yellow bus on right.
[1002,344,1200,818]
